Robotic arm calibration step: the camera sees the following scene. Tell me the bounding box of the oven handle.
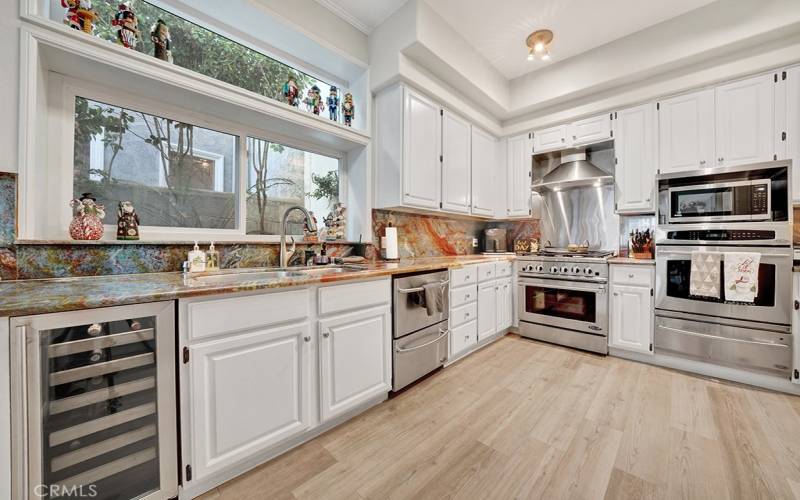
[397,280,450,294]
[394,329,449,353]
[657,325,790,348]
[657,251,792,258]
[518,280,606,294]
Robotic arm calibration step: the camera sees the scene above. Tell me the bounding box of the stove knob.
[526,265,535,272]
[560,266,569,274]
[536,265,544,272]
[550,266,559,274]
[584,267,594,275]
[571,266,581,274]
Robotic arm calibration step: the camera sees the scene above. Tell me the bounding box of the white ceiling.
[314,0,409,34]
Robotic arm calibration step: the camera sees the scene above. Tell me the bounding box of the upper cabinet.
[471,126,496,217]
[403,89,442,209]
[785,66,800,203]
[507,133,533,217]
[614,103,657,213]
[532,124,569,153]
[657,89,715,174]
[569,114,613,147]
[441,109,472,214]
[714,74,774,168]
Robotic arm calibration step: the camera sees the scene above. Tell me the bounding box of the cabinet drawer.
[450,285,478,308]
[318,278,391,316]
[496,261,513,278]
[450,265,478,288]
[450,302,478,328]
[478,263,496,282]
[611,265,653,287]
[186,289,309,340]
[450,320,477,357]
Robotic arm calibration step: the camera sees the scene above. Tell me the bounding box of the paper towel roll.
[385,227,399,259]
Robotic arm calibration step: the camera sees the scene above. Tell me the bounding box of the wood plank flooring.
[197,334,800,500]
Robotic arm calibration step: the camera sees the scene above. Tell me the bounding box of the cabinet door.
[450,320,477,357]
[318,307,391,422]
[793,273,800,385]
[615,103,657,213]
[658,89,715,173]
[471,126,496,217]
[506,133,532,217]
[186,323,312,480]
[495,278,512,331]
[477,281,497,341]
[441,110,472,214]
[609,284,653,354]
[786,66,800,203]
[403,88,441,209]
[569,114,612,147]
[715,74,774,168]
[533,124,569,152]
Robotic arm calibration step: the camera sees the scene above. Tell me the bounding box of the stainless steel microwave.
[667,179,770,223]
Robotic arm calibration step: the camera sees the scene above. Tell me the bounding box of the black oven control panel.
[666,229,776,241]
[751,185,768,214]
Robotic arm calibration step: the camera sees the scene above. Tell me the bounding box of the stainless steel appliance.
[517,249,612,354]
[10,302,178,500]
[392,270,449,391]
[655,161,793,377]
[483,228,508,253]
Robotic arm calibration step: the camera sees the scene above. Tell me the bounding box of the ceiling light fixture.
[526,29,553,62]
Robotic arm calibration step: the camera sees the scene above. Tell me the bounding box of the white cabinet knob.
[628,274,634,278]
[700,160,706,165]
[323,331,330,338]
[304,336,311,342]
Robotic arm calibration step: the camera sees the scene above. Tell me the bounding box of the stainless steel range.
[517,249,613,354]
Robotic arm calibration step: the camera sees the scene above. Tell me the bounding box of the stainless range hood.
[531,150,612,191]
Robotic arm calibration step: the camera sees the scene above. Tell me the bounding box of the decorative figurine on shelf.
[61,0,81,30]
[150,19,173,63]
[303,211,319,241]
[62,0,98,34]
[327,86,340,122]
[282,75,300,107]
[116,201,140,240]
[304,85,324,115]
[112,3,140,50]
[331,203,346,240]
[69,193,106,241]
[343,92,355,127]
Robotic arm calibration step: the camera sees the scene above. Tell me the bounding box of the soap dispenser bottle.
[188,241,207,273]
[206,241,220,271]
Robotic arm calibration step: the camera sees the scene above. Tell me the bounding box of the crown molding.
[314,0,372,35]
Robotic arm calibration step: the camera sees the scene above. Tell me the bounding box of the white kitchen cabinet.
[614,103,657,213]
[477,281,496,341]
[403,88,442,209]
[185,322,313,481]
[785,66,800,203]
[608,265,654,355]
[533,124,569,152]
[441,109,472,214]
[569,113,613,147]
[506,133,532,217]
[471,126,496,217]
[318,306,392,422]
[495,278,513,332]
[450,320,477,357]
[658,89,715,173]
[715,74,774,168]
[793,272,799,384]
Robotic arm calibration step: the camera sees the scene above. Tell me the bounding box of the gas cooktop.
[517,249,614,259]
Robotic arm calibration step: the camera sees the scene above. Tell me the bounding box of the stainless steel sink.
[189,265,366,286]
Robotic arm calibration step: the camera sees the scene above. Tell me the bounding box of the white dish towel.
[723,252,761,303]
[690,251,721,299]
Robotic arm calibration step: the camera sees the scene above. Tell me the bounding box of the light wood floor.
[198,334,800,500]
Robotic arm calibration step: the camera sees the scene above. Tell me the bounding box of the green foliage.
[308,170,339,202]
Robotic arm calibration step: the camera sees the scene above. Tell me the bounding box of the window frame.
[54,74,346,242]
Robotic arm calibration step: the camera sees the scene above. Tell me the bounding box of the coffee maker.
[482,228,508,253]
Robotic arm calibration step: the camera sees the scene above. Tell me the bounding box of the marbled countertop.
[608,257,655,266]
[0,255,515,317]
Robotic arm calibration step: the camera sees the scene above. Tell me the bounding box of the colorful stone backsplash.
[372,209,540,258]
[0,173,372,280]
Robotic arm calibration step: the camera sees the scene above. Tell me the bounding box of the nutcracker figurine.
[69,193,106,241]
[327,86,340,122]
[112,3,140,50]
[116,201,140,240]
[150,19,173,63]
[304,85,324,115]
[342,93,355,127]
[62,0,98,34]
[282,75,299,107]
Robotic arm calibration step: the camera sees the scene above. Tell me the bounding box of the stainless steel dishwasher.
[392,270,449,391]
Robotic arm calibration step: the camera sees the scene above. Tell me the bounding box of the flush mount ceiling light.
[526,29,553,62]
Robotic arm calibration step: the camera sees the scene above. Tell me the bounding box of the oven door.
[667,180,770,223]
[655,245,792,325]
[517,277,608,335]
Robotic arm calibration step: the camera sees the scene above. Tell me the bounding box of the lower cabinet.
[318,306,392,421]
[608,265,654,355]
[793,273,800,384]
[495,278,513,332]
[184,322,313,481]
[477,281,496,341]
[450,320,478,356]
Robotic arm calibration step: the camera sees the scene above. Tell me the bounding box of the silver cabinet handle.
[395,329,449,353]
[628,274,635,278]
[613,292,619,296]
[561,137,565,142]
[465,294,471,299]
[304,336,311,342]
[465,312,470,317]
[572,135,577,140]
[398,279,450,294]
[718,157,724,162]
[322,331,330,338]
[700,160,706,165]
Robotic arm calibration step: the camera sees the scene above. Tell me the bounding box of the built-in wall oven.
[655,161,793,378]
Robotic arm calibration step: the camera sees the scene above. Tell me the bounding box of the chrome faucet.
[280,206,317,267]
